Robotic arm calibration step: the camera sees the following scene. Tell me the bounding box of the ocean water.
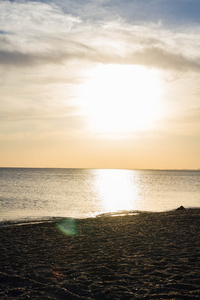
[0,168,200,223]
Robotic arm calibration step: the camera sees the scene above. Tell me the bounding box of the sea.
[0,168,200,224]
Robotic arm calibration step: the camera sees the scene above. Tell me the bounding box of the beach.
[0,209,200,299]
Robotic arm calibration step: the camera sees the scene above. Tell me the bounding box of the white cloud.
[1,1,200,71]
[0,0,200,142]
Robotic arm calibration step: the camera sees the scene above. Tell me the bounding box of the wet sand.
[0,209,200,299]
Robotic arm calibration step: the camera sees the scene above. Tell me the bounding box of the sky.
[0,0,200,169]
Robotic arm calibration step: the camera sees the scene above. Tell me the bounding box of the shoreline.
[1,207,199,227]
[1,208,200,299]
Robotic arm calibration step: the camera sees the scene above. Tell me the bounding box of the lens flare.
[57,218,78,236]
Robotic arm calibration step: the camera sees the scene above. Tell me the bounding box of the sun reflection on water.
[94,169,139,214]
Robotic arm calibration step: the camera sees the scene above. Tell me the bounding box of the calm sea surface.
[0,168,200,223]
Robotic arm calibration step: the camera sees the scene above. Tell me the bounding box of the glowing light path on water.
[94,169,139,214]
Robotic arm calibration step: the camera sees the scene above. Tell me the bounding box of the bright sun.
[81,64,162,134]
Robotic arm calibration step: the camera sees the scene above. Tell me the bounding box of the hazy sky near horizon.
[0,0,200,169]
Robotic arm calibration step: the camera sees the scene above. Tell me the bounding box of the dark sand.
[1,209,200,299]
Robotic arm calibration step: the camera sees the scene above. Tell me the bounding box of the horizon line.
[0,167,199,171]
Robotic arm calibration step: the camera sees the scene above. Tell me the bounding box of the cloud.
[0,44,94,67]
[1,0,200,142]
[0,50,35,66]
[1,1,200,74]
[128,47,200,71]
[0,99,87,141]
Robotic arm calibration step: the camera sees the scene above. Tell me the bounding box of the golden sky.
[0,0,200,169]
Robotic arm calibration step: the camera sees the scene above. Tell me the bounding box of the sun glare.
[94,169,138,213]
[81,64,162,134]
